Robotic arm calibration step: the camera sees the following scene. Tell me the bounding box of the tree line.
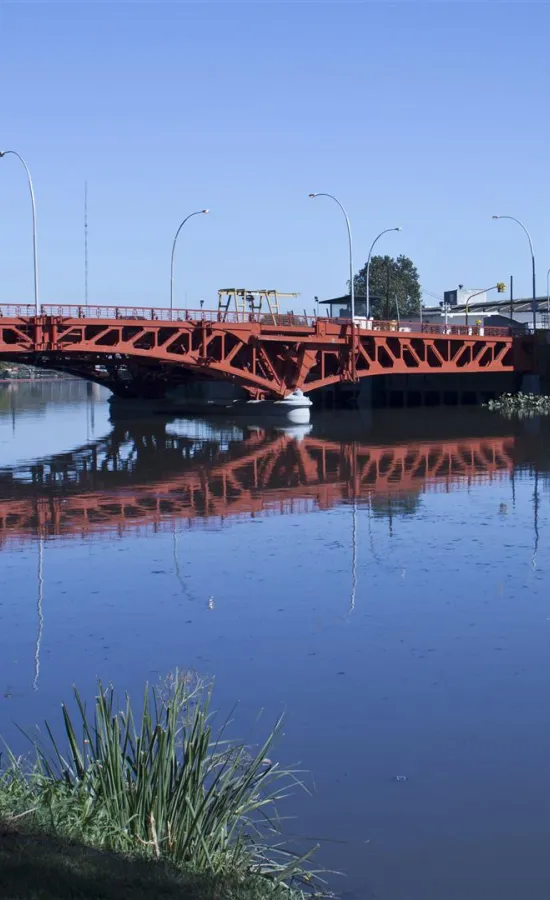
[352,254,421,319]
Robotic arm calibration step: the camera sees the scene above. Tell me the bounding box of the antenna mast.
[84,180,89,305]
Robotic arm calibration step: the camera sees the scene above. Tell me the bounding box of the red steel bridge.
[0,299,536,399]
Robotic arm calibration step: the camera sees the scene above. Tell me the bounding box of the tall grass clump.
[0,673,318,892]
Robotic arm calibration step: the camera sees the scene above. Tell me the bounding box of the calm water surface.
[1,381,550,899]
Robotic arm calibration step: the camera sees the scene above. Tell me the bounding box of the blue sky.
[1,0,549,312]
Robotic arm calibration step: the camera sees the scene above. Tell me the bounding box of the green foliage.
[353,255,421,320]
[486,392,550,417]
[0,674,319,895]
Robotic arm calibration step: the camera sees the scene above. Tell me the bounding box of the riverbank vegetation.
[486,392,550,416]
[0,360,66,379]
[0,673,320,899]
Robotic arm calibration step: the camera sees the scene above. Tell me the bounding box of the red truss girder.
[0,312,535,398]
[0,435,514,546]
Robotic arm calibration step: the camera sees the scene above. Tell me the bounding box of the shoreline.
[0,376,76,383]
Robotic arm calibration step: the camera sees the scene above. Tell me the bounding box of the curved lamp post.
[0,150,39,315]
[492,215,536,331]
[365,227,401,319]
[170,209,209,311]
[309,193,354,320]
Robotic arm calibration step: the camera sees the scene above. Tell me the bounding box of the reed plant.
[0,673,319,895]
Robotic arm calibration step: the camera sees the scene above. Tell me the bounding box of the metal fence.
[0,303,521,336]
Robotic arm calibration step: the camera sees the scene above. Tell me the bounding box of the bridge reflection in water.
[0,417,516,546]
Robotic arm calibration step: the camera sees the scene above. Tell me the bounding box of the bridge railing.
[329,317,515,337]
[0,304,36,317]
[399,321,515,337]
[42,304,191,321]
[0,303,521,337]
[29,304,317,326]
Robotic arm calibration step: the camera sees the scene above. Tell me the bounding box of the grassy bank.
[0,674,320,899]
[0,824,310,900]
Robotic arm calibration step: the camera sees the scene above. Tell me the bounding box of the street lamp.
[492,215,536,331]
[365,227,401,319]
[170,209,209,311]
[0,150,39,315]
[309,193,355,320]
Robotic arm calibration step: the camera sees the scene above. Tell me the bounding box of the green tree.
[353,254,421,320]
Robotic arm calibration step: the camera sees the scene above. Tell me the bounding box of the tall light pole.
[365,227,401,319]
[0,149,39,315]
[309,193,355,320]
[170,209,209,311]
[492,215,536,331]
[546,266,550,324]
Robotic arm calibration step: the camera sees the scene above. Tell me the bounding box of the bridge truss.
[0,304,535,399]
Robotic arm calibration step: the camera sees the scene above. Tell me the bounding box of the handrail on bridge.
[0,302,523,337]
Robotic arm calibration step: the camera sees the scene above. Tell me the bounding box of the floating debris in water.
[393,775,408,782]
[485,393,550,417]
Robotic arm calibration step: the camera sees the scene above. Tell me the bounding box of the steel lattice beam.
[0,307,536,399]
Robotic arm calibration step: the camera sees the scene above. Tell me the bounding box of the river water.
[1,380,549,899]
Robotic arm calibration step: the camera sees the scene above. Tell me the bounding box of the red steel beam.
[0,306,535,399]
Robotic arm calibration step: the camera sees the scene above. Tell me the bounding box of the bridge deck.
[0,304,535,399]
